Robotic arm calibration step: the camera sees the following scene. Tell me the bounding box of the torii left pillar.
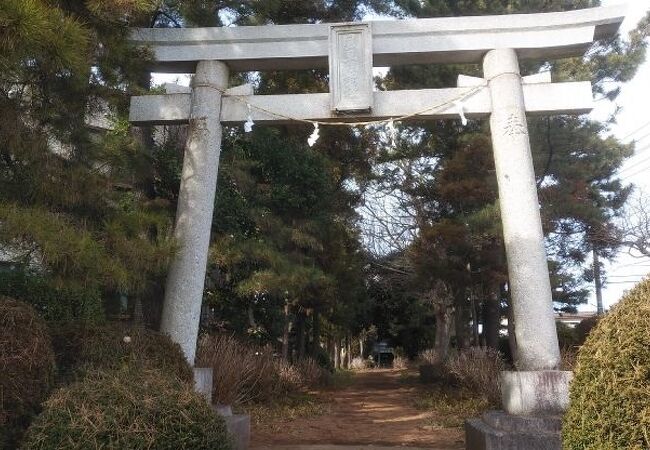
[160,60,228,366]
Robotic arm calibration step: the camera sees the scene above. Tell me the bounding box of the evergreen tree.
[365,0,648,354]
[154,0,383,361]
[0,0,174,318]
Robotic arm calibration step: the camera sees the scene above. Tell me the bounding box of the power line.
[608,260,650,269]
[617,148,650,179]
[618,162,650,180]
[618,120,650,143]
[618,157,650,176]
[618,144,650,174]
[607,274,649,278]
[620,142,650,166]
[632,130,650,144]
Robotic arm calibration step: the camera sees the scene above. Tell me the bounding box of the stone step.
[481,410,562,434]
[252,446,451,450]
[465,411,563,450]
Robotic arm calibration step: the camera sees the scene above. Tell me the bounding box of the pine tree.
[153,0,384,360]
[365,0,648,354]
[0,0,174,319]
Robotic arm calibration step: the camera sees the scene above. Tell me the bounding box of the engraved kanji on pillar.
[328,23,373,113]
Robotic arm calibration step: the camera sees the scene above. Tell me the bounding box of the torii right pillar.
[486,48,564,377]
[465,48,571,449]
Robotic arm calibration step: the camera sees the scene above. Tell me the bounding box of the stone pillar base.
[193,367,213,403]
[212,404,251,450]
[501,370,572,415]
[194,368,251,449]
[465,410,562,450]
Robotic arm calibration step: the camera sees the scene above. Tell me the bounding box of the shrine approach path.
[251,368,465,450]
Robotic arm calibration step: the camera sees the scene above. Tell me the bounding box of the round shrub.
[22,367,233,450]
[0,298,55,449]
[48,322,193,384]
[563,279,650,449]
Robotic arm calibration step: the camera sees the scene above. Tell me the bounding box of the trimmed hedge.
[22,367,233,450]
[563,279,650,449]
[49,322,193,384]
[0,298,55,449]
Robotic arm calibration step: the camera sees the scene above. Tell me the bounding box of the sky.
[586,0,650,312]
[151,2,650,312]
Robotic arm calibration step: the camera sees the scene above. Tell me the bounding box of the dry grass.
[197,335,277,405]
[445,347,505,406]
[560,347,577,371]
[393,355,409,369]
[418,349,440,366]
[247,392,330,431]
[349,356,371,370]
[196,334,329,406]
[414,384,490,428]
[295,357,329,387]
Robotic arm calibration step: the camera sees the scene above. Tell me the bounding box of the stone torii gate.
[129,6,624,445]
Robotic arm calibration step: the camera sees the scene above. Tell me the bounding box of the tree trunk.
[247,304,257,330]
[327,336,334,365]
[469,290,480,346]
[296,312,306,360]
[311,309,320,356]
[434,307,451,361]
[484,285,501,349]
[345,334,352,369]
[282,302,291,361]
[334,339,341,369]
[359,337,364,359]
[454,296,470,349]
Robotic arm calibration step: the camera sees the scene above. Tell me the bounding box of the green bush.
[22,367,233,450]
[574,315,600,346]
[0,271,103,324]
[556,322,579,350]
[311,345,334,372]
[0,298,55,449]
[48,322,193,384]
[563,280,650,449]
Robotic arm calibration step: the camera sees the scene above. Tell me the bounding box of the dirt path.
[251,369,465,449]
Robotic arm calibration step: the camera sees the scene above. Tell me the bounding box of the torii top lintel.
[131,6,625,73]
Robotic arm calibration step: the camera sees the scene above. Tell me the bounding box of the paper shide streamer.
[244,104,255,132]
[455,100,468,126]
[307,123,320,147]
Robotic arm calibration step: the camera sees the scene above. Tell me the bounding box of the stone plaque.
[329,24,373,114]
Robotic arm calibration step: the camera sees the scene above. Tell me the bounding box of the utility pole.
[593,247,604,315]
